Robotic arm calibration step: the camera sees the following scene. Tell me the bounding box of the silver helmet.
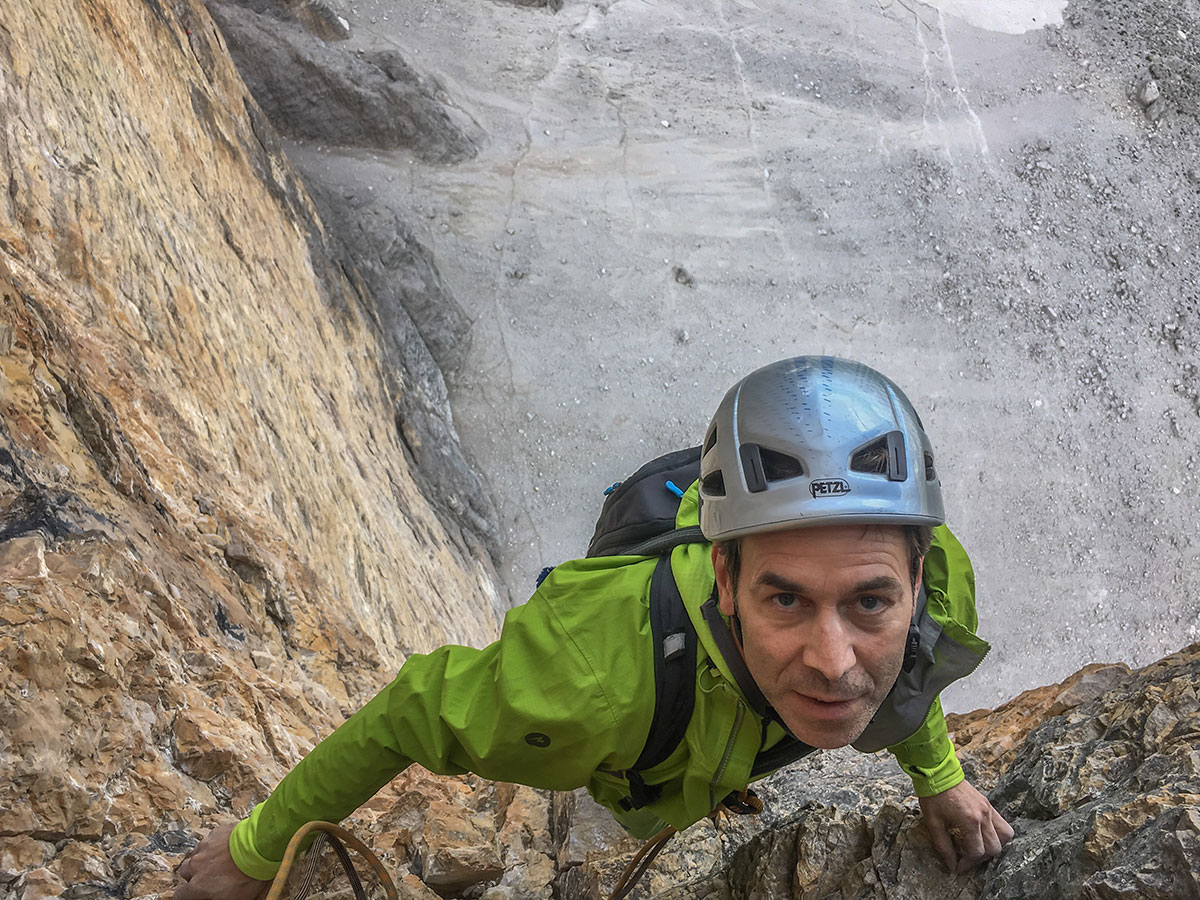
[698,356,945,541]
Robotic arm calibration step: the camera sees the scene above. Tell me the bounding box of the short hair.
[715,525,932,595]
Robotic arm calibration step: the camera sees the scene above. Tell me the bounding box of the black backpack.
[578,448,815,811]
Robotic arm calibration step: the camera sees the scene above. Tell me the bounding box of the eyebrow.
[754,572,906,596]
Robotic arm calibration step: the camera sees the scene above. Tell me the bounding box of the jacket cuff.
[229,806,282,881]
[895,742,965,797]
[887,697,966,797]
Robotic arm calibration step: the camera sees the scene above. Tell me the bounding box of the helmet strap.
[729,599,746,648]
[902,623,920,673]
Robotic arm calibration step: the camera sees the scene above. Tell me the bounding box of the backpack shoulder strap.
[621,525,704,557]
[580,447,705,811]
[621,553,698,810]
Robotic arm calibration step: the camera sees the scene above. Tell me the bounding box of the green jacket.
[230,484,987,880]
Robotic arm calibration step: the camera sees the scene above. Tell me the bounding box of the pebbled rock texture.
[495,0,564,9]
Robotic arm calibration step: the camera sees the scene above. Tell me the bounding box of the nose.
[799,611,857,683]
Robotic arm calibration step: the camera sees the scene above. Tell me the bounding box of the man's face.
[712,524,919,749]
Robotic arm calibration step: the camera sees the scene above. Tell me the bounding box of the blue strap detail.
[535,566,556,587]
[665,480,685,499]
[603,482,622,495]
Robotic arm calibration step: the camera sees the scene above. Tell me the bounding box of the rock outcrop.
[202,0,499,546]
[1,0,501,895]
[620,646,1200,900]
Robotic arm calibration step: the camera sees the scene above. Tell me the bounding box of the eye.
[858,595,885,612]
[773,592,798,609]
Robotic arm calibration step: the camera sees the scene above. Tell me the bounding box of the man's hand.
[918,780,1014,874]
[174,821,271,900]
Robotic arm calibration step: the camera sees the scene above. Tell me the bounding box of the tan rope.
[715,788,763,818]
[266,794,762,900]
[606,826,677,900]
[606,788,765,900]
[264,821,400,900]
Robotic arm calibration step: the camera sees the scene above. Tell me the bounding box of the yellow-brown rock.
[0,0,501,894]
[419,797,506,891]
[13,867,65,900]
[3,1,1197,899]
[0,837,55,882]
[947,662,1133,789]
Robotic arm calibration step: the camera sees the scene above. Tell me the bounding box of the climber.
[174,356,1014,900]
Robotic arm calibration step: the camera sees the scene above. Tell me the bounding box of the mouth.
[792,692,862,720]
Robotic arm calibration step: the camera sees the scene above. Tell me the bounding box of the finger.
[980,818,1004,861]
[954,827,987,874]
[929,825,958,874]
[176,855,195,882]
[173,880,199,900]
[993,809,1016,844]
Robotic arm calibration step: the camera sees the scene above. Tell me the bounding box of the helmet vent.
[924,452,936,481]
[738,444,803,493]
[703,427,718,456]
[850,431,908,482]
[850,438,890,474]
[701,471,726,497]
[759,447,804,482]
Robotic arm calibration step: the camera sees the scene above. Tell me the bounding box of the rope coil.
[265,790,763,900]
[265,821,400,900]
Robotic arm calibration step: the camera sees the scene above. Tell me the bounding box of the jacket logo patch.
[525,732,551,748]
[810,478,851,497]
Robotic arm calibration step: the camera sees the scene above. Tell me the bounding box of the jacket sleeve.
[229,580,648,880]
[887,697,964,796]
[887,525,980,797]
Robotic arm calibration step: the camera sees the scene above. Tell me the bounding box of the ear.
[712,544,736,617]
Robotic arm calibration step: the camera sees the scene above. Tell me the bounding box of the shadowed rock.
[495,0,564,9]
[300,180,499,553]
[205,1,483,162]
[216,0,352,41]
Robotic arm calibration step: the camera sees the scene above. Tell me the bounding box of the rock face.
[300,180,499,548]
[202,0,499,548]
[0,0,501,895]
[986,648,1200,900]
[625,646,1200,900]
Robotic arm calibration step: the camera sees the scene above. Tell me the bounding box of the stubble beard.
[763,651,906,749]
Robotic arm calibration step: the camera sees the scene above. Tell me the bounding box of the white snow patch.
[915,0,1068,34]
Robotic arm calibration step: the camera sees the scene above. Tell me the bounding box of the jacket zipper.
[709,700,746,810]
